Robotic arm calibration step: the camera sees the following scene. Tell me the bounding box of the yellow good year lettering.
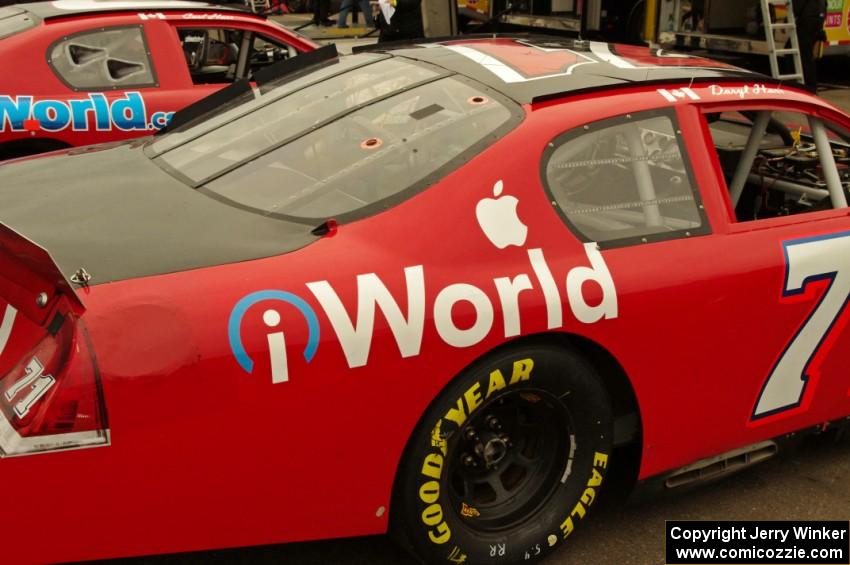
[422,503,444,526]
[509,358,534,384]
[430,421,448,456]
[421,453,444,480]
[418,455,451,546]
[419,481,440,504]
[428,521,451,544]
[464,382,483,416]
[444,398,466,427]
[446,359,535,427]
[486,369,507,398]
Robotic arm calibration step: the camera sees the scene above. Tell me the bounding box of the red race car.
[1,37,850,565]
[0,0,316,159]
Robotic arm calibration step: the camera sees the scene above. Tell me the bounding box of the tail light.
[0,303,108,458]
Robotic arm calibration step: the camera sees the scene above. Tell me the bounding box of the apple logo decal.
[475,180,528,249]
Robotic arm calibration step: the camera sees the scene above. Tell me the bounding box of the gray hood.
[0,142,317,284]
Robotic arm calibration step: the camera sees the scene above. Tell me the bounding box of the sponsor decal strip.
[228,244,617,383]
[0,92,173,133]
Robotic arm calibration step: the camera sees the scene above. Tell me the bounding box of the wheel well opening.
[388,332,643,534]
[486,332,641,437]
[542,332,644,502]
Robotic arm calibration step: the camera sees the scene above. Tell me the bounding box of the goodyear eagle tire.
[392,344,613,565]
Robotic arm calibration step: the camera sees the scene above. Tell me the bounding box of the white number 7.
[753,231,850,419]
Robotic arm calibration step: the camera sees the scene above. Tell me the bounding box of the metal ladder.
[246,0,271,13]
[761,0,804,82]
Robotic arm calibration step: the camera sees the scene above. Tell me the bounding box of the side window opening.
[178,28,244,85]
[177,29,299,85]
[705,109,850,222]
[48,26,156,90]
[249,33,297,75]
[542,111,707,247]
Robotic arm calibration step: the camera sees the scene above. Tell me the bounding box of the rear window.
[151,55,520,221]
[150,53,378,152]
[0,8,38,40]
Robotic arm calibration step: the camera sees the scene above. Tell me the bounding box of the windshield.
[151,54,519,220]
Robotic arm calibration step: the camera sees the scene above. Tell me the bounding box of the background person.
[793,0,827,92]
[312,0,335,27]
[376,0,423,41]
[338,0,375,28]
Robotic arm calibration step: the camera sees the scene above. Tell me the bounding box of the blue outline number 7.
[752,231,850,420]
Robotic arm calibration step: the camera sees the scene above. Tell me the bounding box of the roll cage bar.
[728,110,849,210]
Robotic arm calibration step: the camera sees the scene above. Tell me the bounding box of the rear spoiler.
[0,222,84,325]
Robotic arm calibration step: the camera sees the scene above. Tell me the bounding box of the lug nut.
[463,454,476,467]
[464,428,478,441]
[487,416,501,431]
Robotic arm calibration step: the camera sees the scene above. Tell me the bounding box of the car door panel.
[528,91,850,479]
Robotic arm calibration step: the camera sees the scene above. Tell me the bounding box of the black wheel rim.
[446,387,574,532]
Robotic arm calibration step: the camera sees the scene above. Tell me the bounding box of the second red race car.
[0,0,316,159]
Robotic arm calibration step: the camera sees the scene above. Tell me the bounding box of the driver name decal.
[0,92,174,133]
[708,84,786,99]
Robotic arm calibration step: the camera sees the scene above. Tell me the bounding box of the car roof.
[373,37,771,104]
[21,0,253,21]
